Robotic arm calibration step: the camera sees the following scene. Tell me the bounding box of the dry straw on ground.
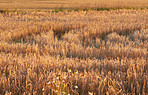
[0,5,148,95]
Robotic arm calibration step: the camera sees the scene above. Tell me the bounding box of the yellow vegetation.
[0,0,148,9]
[0,9,148,95]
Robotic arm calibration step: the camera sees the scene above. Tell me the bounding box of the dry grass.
[0,8,148,95]
[0,0,148,9]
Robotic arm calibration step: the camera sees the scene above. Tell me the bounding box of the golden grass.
[0,9,148,95]
[0,0,148,9]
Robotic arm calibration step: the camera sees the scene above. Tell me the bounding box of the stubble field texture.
[0,0,148,95]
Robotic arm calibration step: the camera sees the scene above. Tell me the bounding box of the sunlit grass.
[0,8,147,95]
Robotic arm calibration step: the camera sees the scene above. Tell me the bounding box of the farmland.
[0,0,148,9]
[0,0,148,95]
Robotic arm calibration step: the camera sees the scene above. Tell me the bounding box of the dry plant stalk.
[0,8,148,95]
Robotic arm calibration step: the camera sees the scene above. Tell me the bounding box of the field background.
[0,0,148,9]
[0,0,148,95]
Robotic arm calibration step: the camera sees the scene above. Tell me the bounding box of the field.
[0,0,148,9]
[0,0,148,95]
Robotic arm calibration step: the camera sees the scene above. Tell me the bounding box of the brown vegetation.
[0,0,148,9]
[0,9,148,95]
